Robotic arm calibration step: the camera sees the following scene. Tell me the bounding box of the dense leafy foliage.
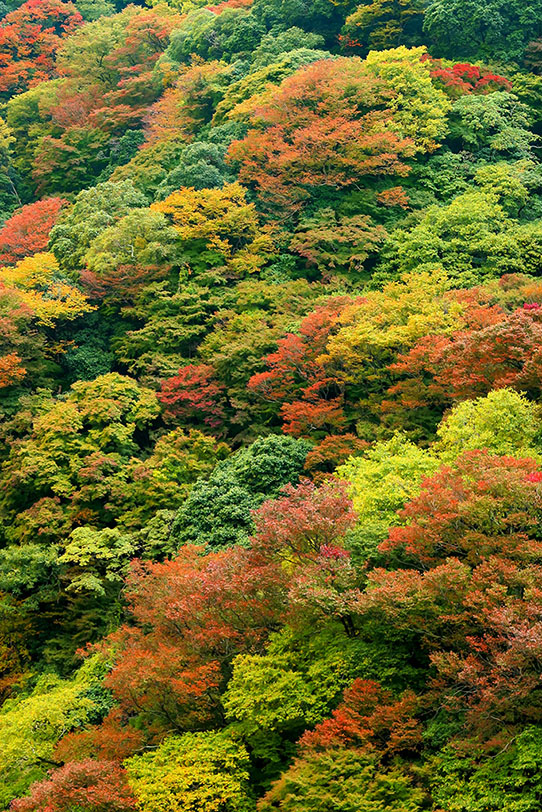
[3,0,542,809]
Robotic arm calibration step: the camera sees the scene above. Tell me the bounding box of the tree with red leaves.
[303,434,370,480]
[0,283,46,390]
[93,543,286,746]
[425,57,511,98]
[7,4,182,196]
[0,351,25,388]
[259,450,542,810]
[11,760,136,812]
[158,363,227,431]
[248,296,359,438]
[362,451,542,742]
[0,197,66,265]
[65,479,355,758]
[388,306,542,412]
[380,451,542,567]
[299,678,421,755]
[252,478,357,561]
[0,0,83,100]
[207,0,254,12]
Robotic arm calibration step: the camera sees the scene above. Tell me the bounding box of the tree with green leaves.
[0,655,110,808]
[171,434,311,548]
[48,180,148,274]
[126,731,255,812]
[424,0,542,62]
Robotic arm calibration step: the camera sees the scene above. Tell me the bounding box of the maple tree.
[249,270,490,441]
[11,761,136,812]
[0,0,83,100]
[434,388,542,459]
[1,252,93,326]
[228,55,417,212]
[260,679,424,811]
[0,352,26,389]
[207,0,255,13]
[139,60,232,150]
[366,452,542,740]
[388,305,542,411]
[252,477,357,562]
[426,57,511,98]
[290,208,386,279]
[0,197,66,265]
[0,284,47,393]
[95,542,287,740]
[5,4,182,195]
[158,362,227,429]
[248,296,360,438]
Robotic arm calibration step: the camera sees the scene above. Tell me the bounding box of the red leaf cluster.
[423,56,511,97]
[0,197,66,265]
[0,0,82,98]
[388,307,542,409]
[158,363,227,430]
[11,760,136,812]
[249,296,360,438]
[300,679,422,756]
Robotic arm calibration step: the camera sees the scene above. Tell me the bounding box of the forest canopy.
[2,0,542,809]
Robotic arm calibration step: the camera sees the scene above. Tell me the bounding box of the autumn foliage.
[0,197,66,265]
[11,761,136,812]
[3,1,542,810]
[229,57,417,210]
[0,0,83,99]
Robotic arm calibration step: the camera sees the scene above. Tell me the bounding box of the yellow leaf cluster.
[1,252,94,327]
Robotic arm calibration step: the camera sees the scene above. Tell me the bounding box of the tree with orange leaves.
[94,543,286,742]
[0,0,83,100]
[229,56,415,212]
[229,48,449,213]
[0,197,66,265]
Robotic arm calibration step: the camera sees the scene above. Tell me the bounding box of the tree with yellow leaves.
[1,252,93,327]
[151,182,275,280]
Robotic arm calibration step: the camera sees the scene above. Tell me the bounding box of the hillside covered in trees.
[3,0,542,808]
